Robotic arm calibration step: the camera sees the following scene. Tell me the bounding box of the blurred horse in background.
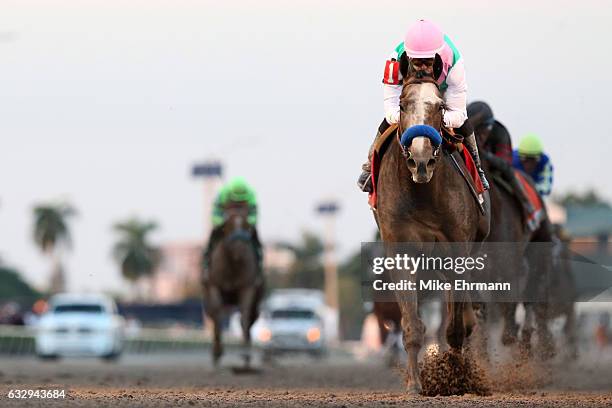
[201,205,264,368]
[469,118,557,360]
[531,224,578,360]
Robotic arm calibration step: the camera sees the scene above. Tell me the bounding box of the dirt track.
[0,352,611,407]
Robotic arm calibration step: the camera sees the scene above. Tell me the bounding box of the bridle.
[397,75,446,160]
[396,75,463,159]
[222,207,253,243]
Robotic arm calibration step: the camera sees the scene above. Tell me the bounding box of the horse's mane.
[403,75,439,87]
[401,76,443,103]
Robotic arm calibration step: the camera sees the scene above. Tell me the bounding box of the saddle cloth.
[514,170,544,231]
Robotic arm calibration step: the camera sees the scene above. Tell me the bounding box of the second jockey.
[467,101,535,215]
[358,19,489,193]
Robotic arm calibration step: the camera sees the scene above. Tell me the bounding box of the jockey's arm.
[381,48,403,125]
[247,204,257,226]
[211,198,225,227]
[442,59,468,129]
[383,84,401,124]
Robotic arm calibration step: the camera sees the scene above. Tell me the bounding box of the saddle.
[369,124,485,213]
[491,170,544,231]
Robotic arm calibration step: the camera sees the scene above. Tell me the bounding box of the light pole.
[192,160,223,243]
[316,201,340,340]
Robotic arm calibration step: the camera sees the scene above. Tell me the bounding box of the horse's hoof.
[213,353,222,367]
[405,382,422,395]
[449,346,463,356]
[501,332,517,346]
[537,345,556,361]
[385,353,400,368]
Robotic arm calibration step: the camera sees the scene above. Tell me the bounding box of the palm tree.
[32,202,76,294]
[112,218,160,299]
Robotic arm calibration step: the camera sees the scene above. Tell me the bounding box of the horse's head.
[398,75,445,184]
[222,204,252,245]
[217,204,255,269]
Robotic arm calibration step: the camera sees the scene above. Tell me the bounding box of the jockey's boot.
[357,119,391,192]
[357,163,373,193]
[464,131,490,190]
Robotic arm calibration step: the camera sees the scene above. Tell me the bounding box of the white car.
[254,306,326,358]
[36,293,125,360]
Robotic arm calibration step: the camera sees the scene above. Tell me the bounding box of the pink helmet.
[404,19,445,59]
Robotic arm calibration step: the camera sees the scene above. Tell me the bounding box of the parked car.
[253,304,326,359]
[36,293,125,360]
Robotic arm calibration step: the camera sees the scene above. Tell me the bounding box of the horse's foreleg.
[520,303,535,357]
[534,303,555,360]
[466,301,489,362]
[446,290,467,351]
[500,302,519,346]
[207,286,224,366]
[564,305,578,360]
[239,286,257,368]
[397,295,424,394]
[436,299,450,352]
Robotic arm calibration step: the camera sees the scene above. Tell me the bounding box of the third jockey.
[513,133,554,197]
[358,19,489,193]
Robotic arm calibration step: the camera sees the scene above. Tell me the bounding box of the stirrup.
[357,171,372,193]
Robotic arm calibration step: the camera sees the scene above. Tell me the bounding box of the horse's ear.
[399,51,410,80]
[433,53,443,81]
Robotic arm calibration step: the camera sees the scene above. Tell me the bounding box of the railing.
[0,325,243,356]
[0,325,354,357]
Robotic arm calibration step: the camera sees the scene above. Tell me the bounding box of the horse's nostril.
[406,158,417,169]
[427,159,436,168]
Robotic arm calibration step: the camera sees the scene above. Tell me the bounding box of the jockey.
[513,133,554,197]
[358,19,489,193]
[467,101,534,214]
[203,176,262,271]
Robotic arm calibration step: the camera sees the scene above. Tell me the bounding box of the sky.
[0,0,611,294]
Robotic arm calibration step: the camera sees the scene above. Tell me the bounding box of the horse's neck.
[220,240,256,270]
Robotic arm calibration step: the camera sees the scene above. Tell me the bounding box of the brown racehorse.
[471,123,556,358]
[545,225,578,359]
[201,206,264,367]
[374,74,489,393]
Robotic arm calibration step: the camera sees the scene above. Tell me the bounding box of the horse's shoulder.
[374,123,399,158]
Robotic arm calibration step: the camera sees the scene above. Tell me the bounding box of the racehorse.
[374,73,489,393]
[471,124,556,359]
[201,206,264,367]
[528,224,577,359]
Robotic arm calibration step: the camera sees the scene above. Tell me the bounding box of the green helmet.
[518,133,544,156]
[226,176,252,202]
